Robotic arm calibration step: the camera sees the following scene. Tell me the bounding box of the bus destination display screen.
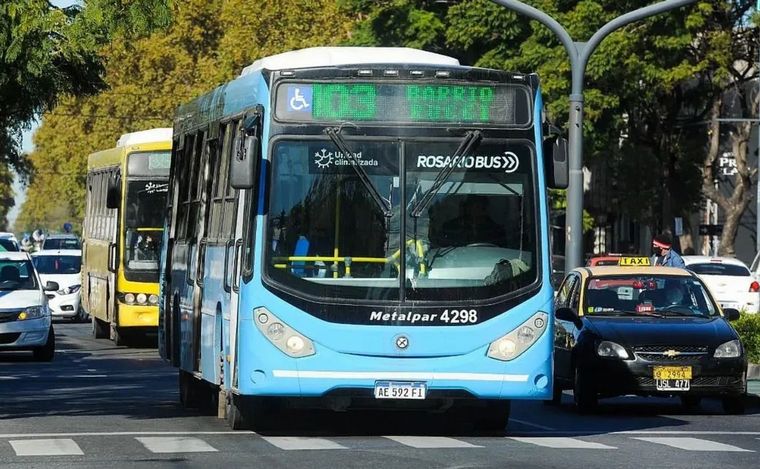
[275,82,530,126]
[127,151,171,177]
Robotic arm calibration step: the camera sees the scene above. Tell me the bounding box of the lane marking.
[385,436,481,448]
[509,418,556,431]
[509,431,760,436]
[510,437,616,449]
[632,437,753,452]
[9,438,84,456]
[0,431,246,438]
[136,437,218,453]
[260,436,347,451]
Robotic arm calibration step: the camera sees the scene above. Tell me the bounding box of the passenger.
[438,195,506,247]
[650,233,685,268]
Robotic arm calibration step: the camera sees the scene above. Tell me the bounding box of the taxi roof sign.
[619,256,651,266]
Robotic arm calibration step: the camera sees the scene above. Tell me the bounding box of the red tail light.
[750,281,759,292]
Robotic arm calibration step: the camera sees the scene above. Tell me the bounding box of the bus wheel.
[110,323,127,346]
[473,400,511,432]
[33,327,55,362]
[573,367,597,413]
[179,370,209,409]
[225,393,248,430]
[92,316,108,339]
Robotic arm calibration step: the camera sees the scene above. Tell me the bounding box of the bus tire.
[179,370,209,409]
[92,316,108,339]
[573,367,597,413]
[474,400,511,432]
[110,323,127,346]
[225,393,248,430]
[33,327,55,362]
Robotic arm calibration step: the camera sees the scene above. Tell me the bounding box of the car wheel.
[722,396,746,415]
[573,367,597,413]
[32,327,55,362]
[92,316,108,339]
[679,395,701,410]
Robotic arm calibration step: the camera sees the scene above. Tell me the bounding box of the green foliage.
[734,312,760,364]
[16,0,355,233]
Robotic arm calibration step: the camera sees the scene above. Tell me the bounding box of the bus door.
[228,111,261,390]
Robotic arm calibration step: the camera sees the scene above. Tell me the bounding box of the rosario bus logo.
[416,151,519,173]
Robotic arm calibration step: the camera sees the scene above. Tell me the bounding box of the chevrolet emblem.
[664,349,680,357]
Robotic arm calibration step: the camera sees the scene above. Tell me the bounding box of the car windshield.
[0,238,19,251]
[43,238,80,250]
[584,275,718,317]
[0,259,38,290]
[687,263,750,276]
[32,255,81,275]
[124,180,167,278]
[265,138,537,301]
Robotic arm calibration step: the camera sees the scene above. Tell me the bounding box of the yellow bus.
[82,128,172,345]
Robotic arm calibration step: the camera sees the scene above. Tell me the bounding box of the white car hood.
[39,273,80,290]
[0,289,44,309]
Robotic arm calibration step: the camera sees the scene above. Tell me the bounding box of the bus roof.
[116,128,173,147]
[240,47,460,77]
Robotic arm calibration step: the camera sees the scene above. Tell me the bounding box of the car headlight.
[254,307,315,358]
[597,340,630,359]
[487,312,548,361]
[714,339,742,358]
[17,306,46,320]
[58,284,81,295]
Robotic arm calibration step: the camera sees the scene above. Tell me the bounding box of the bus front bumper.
[237,326,553,401]
[117,303,158,328]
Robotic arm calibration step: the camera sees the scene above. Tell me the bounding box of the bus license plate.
[656,379,690,391]
[374,381,427,400]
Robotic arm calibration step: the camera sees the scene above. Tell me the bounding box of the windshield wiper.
[594,310,665,318]
[324,127,391,217]
[410,130,483,218]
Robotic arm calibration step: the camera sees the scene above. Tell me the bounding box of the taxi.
[552,265,747,414]
[587,254,651,267]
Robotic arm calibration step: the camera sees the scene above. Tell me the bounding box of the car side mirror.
[44,281,60,292]
[722,308,740,321]
[555,307,582,327]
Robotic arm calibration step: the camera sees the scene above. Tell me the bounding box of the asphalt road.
[1,322,759,468]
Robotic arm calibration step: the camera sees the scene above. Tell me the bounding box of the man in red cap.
[651,233,685,268]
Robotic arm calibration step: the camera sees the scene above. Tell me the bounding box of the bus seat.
[291,236,310,277]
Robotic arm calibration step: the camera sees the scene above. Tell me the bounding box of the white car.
[0,251,57,361]
[31,249,84,321]
[683,255,759,313]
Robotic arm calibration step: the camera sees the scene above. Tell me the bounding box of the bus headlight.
[253,307,315,358]
[148,294,159,305]
[487,312,548,361]
[136,293,148,304]
[124,293,135,304]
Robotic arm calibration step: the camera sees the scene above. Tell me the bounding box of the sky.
[10,0,81,230]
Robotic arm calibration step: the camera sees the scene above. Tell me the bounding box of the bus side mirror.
[544,136,568,189]
[230,135,259,190]
[106,177,120,209]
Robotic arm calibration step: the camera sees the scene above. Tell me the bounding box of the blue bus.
[159,47,568,430]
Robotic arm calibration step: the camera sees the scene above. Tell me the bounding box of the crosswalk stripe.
[509,437,616,449]
[384,436,481,448]
[9,438,84,456]
[632,437,753,452]
[135,437,218,453]
[259,436,347,451]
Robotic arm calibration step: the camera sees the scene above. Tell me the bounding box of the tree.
[341,0,716,250]
[16,0,355,232]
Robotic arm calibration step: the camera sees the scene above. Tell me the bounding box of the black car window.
[687,263,749,277]
[555,274,577,309]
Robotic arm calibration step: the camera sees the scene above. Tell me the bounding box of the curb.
[748,363,760,380]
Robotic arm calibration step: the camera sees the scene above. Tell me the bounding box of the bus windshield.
[265,138,537,302]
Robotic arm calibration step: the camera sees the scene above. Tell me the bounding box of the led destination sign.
[275,82,530,125]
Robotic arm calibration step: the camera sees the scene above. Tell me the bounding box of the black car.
[552,266,747,414]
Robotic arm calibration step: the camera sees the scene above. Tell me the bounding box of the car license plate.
[653,366,692,380]
[374,381,427,400]
[655,379,690,391]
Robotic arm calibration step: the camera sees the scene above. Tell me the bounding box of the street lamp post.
[489,0,698,272]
